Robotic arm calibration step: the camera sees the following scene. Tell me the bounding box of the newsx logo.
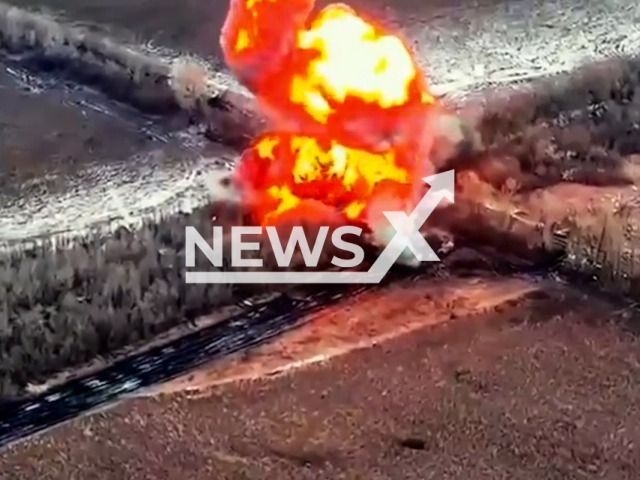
[184,170,455,284]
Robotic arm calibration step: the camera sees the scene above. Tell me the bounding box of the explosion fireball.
[221,0,437,230]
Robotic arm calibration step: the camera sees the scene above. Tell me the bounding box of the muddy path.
[146,276,540,395]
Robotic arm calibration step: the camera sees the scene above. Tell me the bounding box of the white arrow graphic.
[366,169,455,280]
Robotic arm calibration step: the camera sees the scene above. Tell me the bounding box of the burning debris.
[217,0,450,263]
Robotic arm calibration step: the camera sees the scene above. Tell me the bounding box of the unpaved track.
[148,276,539,394]
[1,281,639,479]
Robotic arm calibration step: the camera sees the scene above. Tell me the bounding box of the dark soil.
[1,281,639,479]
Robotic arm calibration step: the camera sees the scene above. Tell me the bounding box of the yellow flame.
[291,5,418,122]
[257,136,279,158]
[344,201,366,219]
[235,29,252,51]
[264,185,301,223]
[254,134,409,220]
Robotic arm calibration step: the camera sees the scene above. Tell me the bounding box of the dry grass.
[448,165,640,299]
[436,53,640,297]
[0,196,395,400]
[560,192,640,295]
[0,205,237,399]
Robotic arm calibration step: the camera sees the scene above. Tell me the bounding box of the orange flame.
[291,5,428,120]
[221,0,436,226]
[236,132,413,224]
